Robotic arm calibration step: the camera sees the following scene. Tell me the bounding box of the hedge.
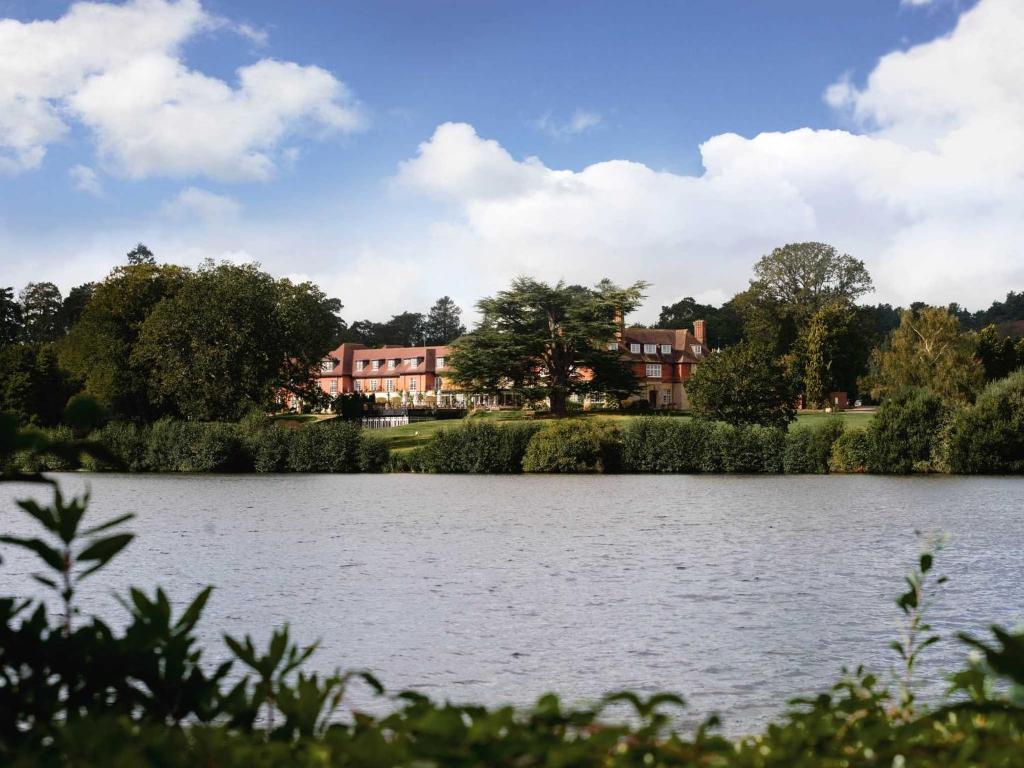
[410,421,541,473]
[522,420,621,473]
[946,369,1024,473]
[866,387,946,474]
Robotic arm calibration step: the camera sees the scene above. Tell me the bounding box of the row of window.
[350,356,446,372]
[348,377,443,392]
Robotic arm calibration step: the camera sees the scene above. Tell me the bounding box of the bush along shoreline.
[9,369,1024,475]
[2,424,1024,766]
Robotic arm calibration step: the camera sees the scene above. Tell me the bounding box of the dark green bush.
[716,424,785,473]
[946,370,1024,473]
[83,421,151,471]
[288,420,366,472]
[829,428,871,473]
[522,420,618,473]
[867,387,946,474]
[144,420,245,473]
[11,426,77,473]
[238,414,293,473]
[783,417,845,474]
[416,421,541,473]
[358,434,391,472]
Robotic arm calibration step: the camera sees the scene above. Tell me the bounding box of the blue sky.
[2,0,1020,323]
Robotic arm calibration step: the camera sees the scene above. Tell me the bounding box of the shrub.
[783,418,844,474]
[830,428,871,473]
[288,420,365,472]
[867,387,946,474]
[358,434,391,472]
[144,420,245,473]
[622,418,712,473]
[522,420,618,473]
[946,370,1024,473]
[416,421,541,473]
[84,421,151,471]
[11,425,77,473]
[238,414,293,473]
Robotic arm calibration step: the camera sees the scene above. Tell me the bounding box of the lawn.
[373,408,876,453]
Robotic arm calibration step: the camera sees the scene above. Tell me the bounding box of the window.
[435,377,443,392]
[662,391,671,405]
[321,359,334,372]
[436,356,446,368]
[329,379,337,395]
[645,363,662,378]
[607,342,618,351]
[354,379,362,392]
[356,360,365,371]
[691,344,703,358]
[630,343,640,353]
[371,360,380,371]
[385,378,395,392]
[409,378,417,391]
[387,359,396,370]
[643,343,657,354]
[661,344,672,355]
[369,378,378,390]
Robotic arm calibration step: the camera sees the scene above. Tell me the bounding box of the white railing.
[361,415,410,429]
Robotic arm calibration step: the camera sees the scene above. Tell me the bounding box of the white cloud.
[162,186,242,222]
[535,109,603,140]
[0,0,363,179]
[69,163,102,195]
[394,0,1024,315]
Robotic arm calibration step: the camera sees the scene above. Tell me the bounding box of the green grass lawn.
[373,408,876,453]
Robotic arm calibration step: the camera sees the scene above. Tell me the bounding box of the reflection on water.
[2,473,1023,732]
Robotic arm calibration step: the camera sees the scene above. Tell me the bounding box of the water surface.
[2,474,1023,732]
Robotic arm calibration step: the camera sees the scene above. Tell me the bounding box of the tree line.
[0,244,468,425]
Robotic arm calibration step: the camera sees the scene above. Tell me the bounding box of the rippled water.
[3,474,1024,732]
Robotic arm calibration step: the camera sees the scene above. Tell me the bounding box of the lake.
[2,473,1023,733]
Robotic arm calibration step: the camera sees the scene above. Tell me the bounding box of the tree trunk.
[549,386,568,416]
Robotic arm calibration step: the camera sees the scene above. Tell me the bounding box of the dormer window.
[388,359,396,370]
[661,344,672,355]
[643,344,656,354]
[607,342,618,351]
[320,359,334,372]
[356,360,365,372]
[691,344,703,358]
[372,360,380,371]
[436,356,446,368]
[630,343,640,354]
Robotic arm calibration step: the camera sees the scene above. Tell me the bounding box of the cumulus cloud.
[162,187,242,223]
[395,0,1024,315]
[0,0,363,179]
[535,109,604,140]
[69,164,102,195]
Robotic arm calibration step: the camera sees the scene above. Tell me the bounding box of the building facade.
[313,319,709,411]
[315,343,455,404]
[606,319,709,410]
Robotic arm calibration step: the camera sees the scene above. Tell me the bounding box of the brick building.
[313,318,709,411]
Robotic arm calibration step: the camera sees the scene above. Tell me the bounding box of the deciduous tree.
[861,307,983,404]
[686,341,797,428]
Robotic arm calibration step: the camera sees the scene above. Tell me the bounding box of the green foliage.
[83,420,151,472]
[829,427,871,473]
[238,414,295,473]
[687,341,798,429]
[863,307,984,405]
[867,387,947,474]
[413,421,541,473]
[620,418,786,474]
[287,420,367,473]
[423,295,466,345]
[783,417,845,474]
[145,420,246,473]
[449,277,646,416]
[655,295,745,348]
[522,420,619,473]
[17,282,64,344]
[0,343,75,426]
[946,369,1024,473]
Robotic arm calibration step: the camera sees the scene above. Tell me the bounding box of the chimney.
[693,319,707,346]
[614,308,625,343]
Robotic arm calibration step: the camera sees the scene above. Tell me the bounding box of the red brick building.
[315,343,457,405]
[313,318,709,411]
[607,319,709,409]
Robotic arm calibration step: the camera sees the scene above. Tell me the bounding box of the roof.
[619,327,708,364]
[316,342,451,377]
